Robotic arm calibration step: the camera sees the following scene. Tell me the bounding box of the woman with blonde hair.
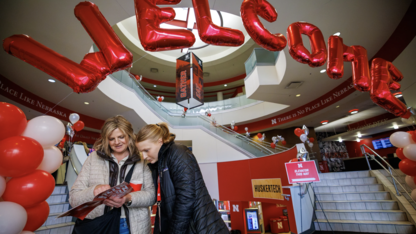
[69,115,155,234]
[135,122,229,234]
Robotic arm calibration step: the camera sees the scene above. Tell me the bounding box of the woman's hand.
[104,194,132,208]
[93,184,111,196]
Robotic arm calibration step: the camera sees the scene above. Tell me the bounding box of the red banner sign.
[0,75,104,130]
[285,161,320,184]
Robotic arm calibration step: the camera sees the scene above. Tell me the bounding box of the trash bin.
[270,218,284,233]
[280,216,289,232]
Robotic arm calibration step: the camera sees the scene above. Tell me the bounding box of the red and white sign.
[285,161,320,184]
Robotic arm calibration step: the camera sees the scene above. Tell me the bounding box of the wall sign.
[251,178,283,200]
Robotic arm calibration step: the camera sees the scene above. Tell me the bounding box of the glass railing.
[244,48,280,77]
[109,70,290,157]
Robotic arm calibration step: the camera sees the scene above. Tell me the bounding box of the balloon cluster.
[256,133,266,142]
[294,125,315,148]
[390,130,416,201]
[157,96,164,102]
[205,109,212,117]
[181,107,188,118]
[271,135,286,148]
[64,113,85,151]
[230,120,238,131]
[245,127,250,138]
[0,102,66,233]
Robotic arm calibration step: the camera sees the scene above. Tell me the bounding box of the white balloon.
[69,113,80,124]
[0,176,5,197]
[405,176,416,189]
[390,131,413,148]
[245,127,248,131]
[0,202,27,234]
[308,142,314,148]
[403,144,416,161]
[300,134,308,143]
[37,146,63,173]
[22,116,65,148]
[411,189,416,202]
[20,231,35,234]
[402,116,415,125]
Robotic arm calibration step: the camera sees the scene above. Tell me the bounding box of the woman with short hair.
[135,122,229,234]
[69,115,155,234]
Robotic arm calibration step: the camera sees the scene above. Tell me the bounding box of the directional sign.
[285,161,320,184]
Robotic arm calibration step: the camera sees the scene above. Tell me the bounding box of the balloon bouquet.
[0,102,66,234]
[294,125,315,149]
[230,120,238,131]
[257,133,266,142]
[64,113,85,153]
[270,135,286,149]
[205,109,212,117]
[390,130,416,201]
[245,127,250,138]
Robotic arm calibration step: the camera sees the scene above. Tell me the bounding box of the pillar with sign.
[176,52,204,109]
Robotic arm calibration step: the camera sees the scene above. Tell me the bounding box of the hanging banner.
[176,52,204,109]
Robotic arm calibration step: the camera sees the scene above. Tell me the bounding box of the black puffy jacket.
[148,141,229,234]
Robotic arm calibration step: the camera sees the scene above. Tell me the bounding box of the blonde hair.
[93,115,139,156]
[135,122,176,144]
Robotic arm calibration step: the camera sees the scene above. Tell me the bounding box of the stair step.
[35,222,75,234]
[319,170,371,180]
[316,200,399,210]
[313,177,378,186]
[52,185,67,195]
[41,213,73,227]
[315,210,408,221]
[314,184,384,194]
[49,202,70,214]
[316,191,391,201]
[46,194,68,204]
[314,219,415,233]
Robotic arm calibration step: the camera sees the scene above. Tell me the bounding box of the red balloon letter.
[326,36,371,92]
[134,0,196,51]
[370,58,411,118]
[241,0,286,51]
[192,0,244,46]
[3,2,132,93]
[287,22,327,67]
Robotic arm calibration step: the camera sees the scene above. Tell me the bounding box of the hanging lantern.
[176,52,204,109]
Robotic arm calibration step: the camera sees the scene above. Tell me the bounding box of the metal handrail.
[360,144,416,206]
[127,73,285,155]
[68,153,79,175]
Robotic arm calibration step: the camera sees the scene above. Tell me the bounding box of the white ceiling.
[0,0,415,134]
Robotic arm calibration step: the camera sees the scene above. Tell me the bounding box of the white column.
[217,92,223,101]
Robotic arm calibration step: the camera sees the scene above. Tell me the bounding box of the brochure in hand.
[57,182,133,220]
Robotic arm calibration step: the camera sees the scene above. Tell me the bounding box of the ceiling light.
[333,32,341,36]
[394,92,402,98]
[357,132,362,138]
[349,109,359,114]
[356,138,361,142]
[338,138,343,143]
[224,84,227,87]
[296,94,301,97]
[48,79,56,83]
[336,105,340,108]
[84,102,89,105]
[320,69,326,73]
[154,85,157,87]
[393,123,399,129]
[150,68,159,73]
[321,120,329,125]
[181,48,189,54]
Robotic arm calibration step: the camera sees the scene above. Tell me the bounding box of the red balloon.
[3,2,132,93]
[399,159,416,176]
[240,0,286,51]
[294,128,303,137]
[257,133,262,138]
[207,113,211,117]
[370,58,411,118]
[24,201,50,231]
[2,170,55,208]
[327,36,351,79]
[396,148,406,160]
[290,158,300,162]
[286,22,327,67]
[0,136,44,177]
[0,102,27,141]
[309,137,315,143]
[134,0,195,51]
[73,121,85,132]
[234,126,238,131]
[411,131,416,143]
[282,140,287,146]
[192,0,244,46]
[270,143,276,149]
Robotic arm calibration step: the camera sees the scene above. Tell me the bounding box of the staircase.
[35,185,75,234]
[313,170,416,233]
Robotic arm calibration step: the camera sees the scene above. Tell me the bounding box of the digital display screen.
[246,210,259,231]
[372,138,393,150]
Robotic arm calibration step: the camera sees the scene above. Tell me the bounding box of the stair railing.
[360,144,416,206]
